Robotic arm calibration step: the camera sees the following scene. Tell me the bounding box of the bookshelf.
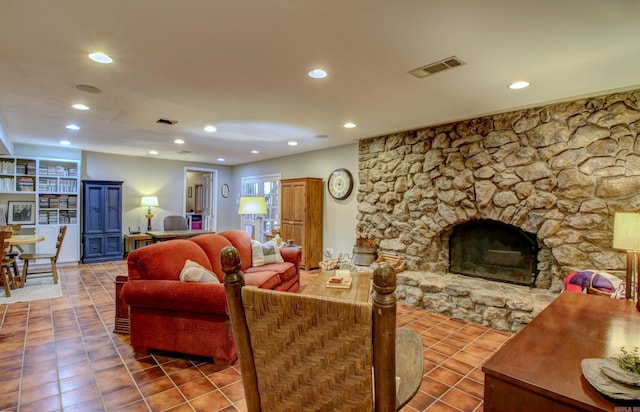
[0,156,81,264]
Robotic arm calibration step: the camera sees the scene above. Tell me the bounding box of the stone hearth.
[356,89,640,330]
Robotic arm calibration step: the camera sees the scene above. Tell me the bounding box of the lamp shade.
[141,196,159,207]
[613,212,640,251]
[238,196,267,215]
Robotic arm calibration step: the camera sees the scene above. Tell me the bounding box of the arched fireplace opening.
[449,219,539,286]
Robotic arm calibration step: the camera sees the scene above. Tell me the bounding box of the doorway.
[184,167,218,232]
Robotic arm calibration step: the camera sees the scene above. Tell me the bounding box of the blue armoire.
[82,180,123,263]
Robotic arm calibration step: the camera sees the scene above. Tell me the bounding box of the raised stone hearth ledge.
[396,271,558,332]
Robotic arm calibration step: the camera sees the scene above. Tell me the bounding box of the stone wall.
[357,89,640,294]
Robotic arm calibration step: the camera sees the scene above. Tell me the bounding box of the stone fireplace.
[355,89,640,331]
[448,220,538,286]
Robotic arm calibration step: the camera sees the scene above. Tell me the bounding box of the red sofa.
[121,230,301,364]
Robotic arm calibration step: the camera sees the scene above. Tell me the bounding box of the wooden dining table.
[6,234,45,246]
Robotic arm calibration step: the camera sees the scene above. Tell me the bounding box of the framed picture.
[8,201,36,224]
[188,186,193,198]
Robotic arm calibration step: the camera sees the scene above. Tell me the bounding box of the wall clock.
[221,183,230,198]
[328,168,354,200]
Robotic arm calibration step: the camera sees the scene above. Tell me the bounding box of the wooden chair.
[163,215,188,231]
[0,231,14,296]
[19,225,67,285]
[1,224,22,281]
[222,246,423,412]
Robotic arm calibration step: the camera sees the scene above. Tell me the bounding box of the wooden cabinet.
[280,178,322,270]
[82,180,123,263]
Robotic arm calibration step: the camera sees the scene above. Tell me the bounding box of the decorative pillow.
[179,259,220,283]
[251,240,284,267]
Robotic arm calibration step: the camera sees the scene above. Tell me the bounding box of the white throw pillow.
[251,240,284,267]
[179,259,220,283]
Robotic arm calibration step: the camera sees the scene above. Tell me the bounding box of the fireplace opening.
[449,219,538,286]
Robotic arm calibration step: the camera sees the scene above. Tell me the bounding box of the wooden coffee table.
[301,271,371,303]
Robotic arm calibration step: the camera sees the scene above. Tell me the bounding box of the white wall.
[232,144,359,259]
[82,151,233,232]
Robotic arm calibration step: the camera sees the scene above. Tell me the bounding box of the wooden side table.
[114,275,130,334]
[123,233,152,257]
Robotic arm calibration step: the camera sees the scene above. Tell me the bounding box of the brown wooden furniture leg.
[114,274,130,334]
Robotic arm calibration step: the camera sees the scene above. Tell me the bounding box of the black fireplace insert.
[449,219,538,286]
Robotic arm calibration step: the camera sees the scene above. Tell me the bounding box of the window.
[241,174,280,241]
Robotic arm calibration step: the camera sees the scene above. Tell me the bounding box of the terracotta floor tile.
[168,366,206,386]
[425,399,464,412]
[102,386,145,410]
[59,373,95,393]
[60,384,101,408]
[441,357,475,376]
[419,375,450,399]
[19,394,62,412]
[179,377,217,400]
[138,376,176,398]
[146,388,187,412]
[61,397,105,412]
[423,348,450,365]
[431,341,461,357]
[20,380,60,404]
[406,389,437,411]
[219,380,245,403]
[428,366,463,387]
[441,387,482,411]
[95,372,136,395]
[113,399,153,411]
[455,377,484,399]
[208,368,242,388]
[189,389,232,412]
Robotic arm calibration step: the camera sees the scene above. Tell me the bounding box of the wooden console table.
[147,229,215,242]
[483,292,640,411]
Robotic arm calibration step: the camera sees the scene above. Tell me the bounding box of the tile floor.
[0,261,513,412]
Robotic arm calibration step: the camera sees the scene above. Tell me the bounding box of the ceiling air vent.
[178,150,192,154]
[408,56,464,79]
[156,118,178,125]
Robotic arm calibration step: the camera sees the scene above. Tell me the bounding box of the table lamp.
[238,196,267,240]
[141,196,159,231]
[612,212,640,310]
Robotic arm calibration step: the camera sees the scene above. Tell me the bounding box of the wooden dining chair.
[1,224,22,281]
[222,246,424,412]
[0,231,14,296]
[19,225,67,285]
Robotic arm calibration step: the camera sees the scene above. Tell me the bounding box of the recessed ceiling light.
[65,124,80,130]
[251,150,259,154]
[204,125,217,133]
[74,84,101,94]
[308,69,327,79]
[149,150,158,155]
[72,104,89,110]
[88,52,113,64]
[217,158,225,162]
[288,141,298,146]
[508,81,530,90]
[59,140,71,145]
[174,139,185,144]
[344,122,356,129]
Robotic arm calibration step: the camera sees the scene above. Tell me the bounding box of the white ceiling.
[2,0,640,165]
